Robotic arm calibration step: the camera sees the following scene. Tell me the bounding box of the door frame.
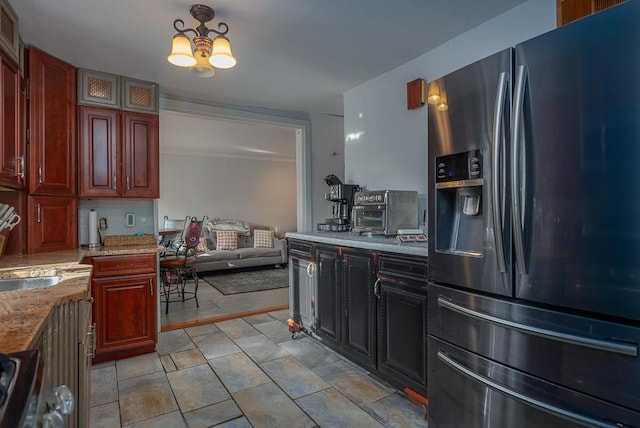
[158,94,312,232]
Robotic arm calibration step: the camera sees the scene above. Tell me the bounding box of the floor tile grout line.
[93,312,418,427]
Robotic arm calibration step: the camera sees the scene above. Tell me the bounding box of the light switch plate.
[125,213,136,227]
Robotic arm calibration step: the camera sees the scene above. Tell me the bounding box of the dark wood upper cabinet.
[0,52,24,188]
[27,194,78,253]
[79,107,158,198]
[557,0,626,26]
[79,106,119,197]
[122,112,159,198]
[28,46,76,196]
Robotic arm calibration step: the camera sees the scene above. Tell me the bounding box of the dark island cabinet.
[315,244,341,348]
[288,238,428,395]
[377,253,428,395]
[342,248,377,370]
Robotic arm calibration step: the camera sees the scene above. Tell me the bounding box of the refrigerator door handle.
[437,351,622,428]
[438,296,638,357]
[492,71,509,273]
[511,65,528,274]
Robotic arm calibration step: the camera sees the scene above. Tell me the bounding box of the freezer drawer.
[428,336,639,428]
[429,283,640,414]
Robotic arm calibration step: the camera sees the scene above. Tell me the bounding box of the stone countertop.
[0,244,164,355]
[285,231,429,257]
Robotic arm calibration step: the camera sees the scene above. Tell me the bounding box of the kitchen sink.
[0,275,63,292]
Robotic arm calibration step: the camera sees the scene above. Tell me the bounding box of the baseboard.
[161,303,290,332]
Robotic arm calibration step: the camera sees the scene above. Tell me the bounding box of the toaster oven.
[351,190,418,235]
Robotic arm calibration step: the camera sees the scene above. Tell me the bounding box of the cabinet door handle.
[18,156,25,180]
[374,278,381,298]
[149,278,153,295]
[87,323,96,358]
[36,203,41,223]
[38,165,42,184]
[113,175,117,190]
[306,261,314,277]
[126,176,130,190]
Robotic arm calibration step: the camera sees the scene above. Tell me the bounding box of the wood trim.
[161,304,289,332]
[557,0,626,26]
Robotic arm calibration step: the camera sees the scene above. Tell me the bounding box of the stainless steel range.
[0,350,74,428]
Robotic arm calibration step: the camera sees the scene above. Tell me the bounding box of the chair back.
[184,218,203,250]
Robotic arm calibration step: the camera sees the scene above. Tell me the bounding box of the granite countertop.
[285,231,429,257]
[0,244,164,354]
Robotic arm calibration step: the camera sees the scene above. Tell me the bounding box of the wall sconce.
[407,78,426,110]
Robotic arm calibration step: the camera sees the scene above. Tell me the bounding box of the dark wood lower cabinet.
[342,249,377,370]
[315,245,341,348]
[288,239,428,395]
[377,277,428,396]
[89,253,158,363]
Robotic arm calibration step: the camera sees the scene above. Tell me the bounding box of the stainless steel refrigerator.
[427,2,640,426]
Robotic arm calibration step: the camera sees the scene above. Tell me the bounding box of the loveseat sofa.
[194,219,287,273]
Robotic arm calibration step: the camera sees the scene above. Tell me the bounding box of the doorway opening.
[157,95,311,330]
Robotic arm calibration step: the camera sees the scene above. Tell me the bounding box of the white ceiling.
[11,0,526,117]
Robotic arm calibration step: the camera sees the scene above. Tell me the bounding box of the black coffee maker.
[317,174,360,232]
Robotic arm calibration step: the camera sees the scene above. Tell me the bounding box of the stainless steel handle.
[36,203,41,223]
[18,156,25,180]
[113,175,117,190]
[87,323,96,358]
[306,261,314,277]
[149,278,153,296]
[373,278,381,298]
[491,72,509,273]
[437,351,620,428]
[38,165,42,184]
[438,296,638,357]
[511,65,527,275]
[127,176,130,190]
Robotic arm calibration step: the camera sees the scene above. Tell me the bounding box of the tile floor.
[91,309,428,427]
[160,273,289,328]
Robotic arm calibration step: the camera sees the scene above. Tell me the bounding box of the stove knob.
[42,410,64,428]
[53,384,75,415]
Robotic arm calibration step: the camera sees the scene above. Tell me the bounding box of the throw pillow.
[216,230,238,250]
[253,229,274,248]
[196,237,209,253]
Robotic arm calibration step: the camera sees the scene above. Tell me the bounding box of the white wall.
[343,0,556,197]
[309,112,347,226]
[158,153,297,232]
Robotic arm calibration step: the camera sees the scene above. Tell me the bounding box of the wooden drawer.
[91,253,157,277]
[377,253,428,283]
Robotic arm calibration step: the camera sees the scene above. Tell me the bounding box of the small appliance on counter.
[317,174,360,232]
[351,190,418,236]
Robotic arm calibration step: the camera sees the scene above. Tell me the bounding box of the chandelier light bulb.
[209,35,237,69]
[167,33,196,67]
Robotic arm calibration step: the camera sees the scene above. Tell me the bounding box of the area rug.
[200,267,289,295]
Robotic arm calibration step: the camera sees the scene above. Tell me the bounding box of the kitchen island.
[0,244,163,428]
[286,231,428,397]
[0,244,163,353]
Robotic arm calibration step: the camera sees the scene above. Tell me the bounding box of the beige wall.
[158,153,297,233]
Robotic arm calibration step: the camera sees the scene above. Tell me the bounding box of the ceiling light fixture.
[167,4,237,77]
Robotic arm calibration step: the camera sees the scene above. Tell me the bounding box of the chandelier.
[167,4,237,77]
